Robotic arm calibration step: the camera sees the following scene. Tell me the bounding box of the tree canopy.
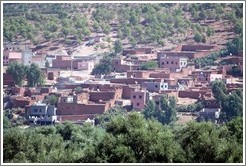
[211,81,243,121]
[91,55,112,75]
[7,62,45,87]
[143,95,177,125]
[6,62,27,86]
[3,112,243,163]
[140,60,158,70]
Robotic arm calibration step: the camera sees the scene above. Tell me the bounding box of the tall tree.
[26,63,45,87]
[114,40,123,54]
[6,62,27,86]
[79,112,184,163]
[143,100,157,119]
[221,90,243,120]
[211,81,227,102]
[91,55,112,75]
[143,95,177,125]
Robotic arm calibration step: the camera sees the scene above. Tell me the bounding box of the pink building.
[76,61,94,71]
[130,89,149,111]
[52,55,94,71]
[52,56,71,69]
[112,58,141,72]
[3,49,22,65]
[127,70,151,78]
[157,51,196,60]
[159,55,188,71]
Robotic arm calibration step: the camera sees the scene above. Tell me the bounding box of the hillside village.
[2,2,244,163]
[3,37,243,126]
[3,3,243,127]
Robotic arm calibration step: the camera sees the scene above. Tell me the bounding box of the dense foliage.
[6,62,45,87]
[211,81,243,121]
[140,60,158,70]
[143,95,177,125]
[3,112,243,163]
[3,3,241,46]
[91,55,112,75]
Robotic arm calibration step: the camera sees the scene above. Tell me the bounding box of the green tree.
[61,27,69,39]
[193,32,203,43]
[91,55,112,75]
[211,80,227,102]
[3,114,12,129]
[234,19,242,34]
[140,60,158,70]
[114,40,123,54]
[129,13,139,25]
[143,95,177,125]
[206,27,214,37]
[143,100,157,119]
[6,62,27,86]
[80,112,185,163]
[160,96,177,124]
[226,117,243,144]
[221,90,243,120]
[96,106,127,125]
[212,81,243,120]
[226,36,243,55]
[92,21,101,32]
[199,8,206,20]
[46,95,58,106]
[176,121,242,163]
[26,63,45,87]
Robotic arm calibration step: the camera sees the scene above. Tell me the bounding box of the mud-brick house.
[130,89,149,111]
[159,55,188,72]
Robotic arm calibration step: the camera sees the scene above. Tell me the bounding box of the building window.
[137,103,140,106]
[171,61,173,64]
[155,85,158,88]
[161,85,163,88]
[133,95,136,99]
[176,62,178,65]
[139,95,142,99]
[166,61,169,64]
[181,62,183,65]
[162,62,164,65]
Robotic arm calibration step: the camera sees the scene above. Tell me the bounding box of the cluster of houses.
[2,42,243,125]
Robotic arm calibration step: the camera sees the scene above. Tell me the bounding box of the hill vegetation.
[3,80,243,163]
[3,3,243,163]
[3,113,243,163]
[3,3,243,50]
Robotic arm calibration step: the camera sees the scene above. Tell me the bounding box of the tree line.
[6,62,45,87]
[3,3,242,46]
[3,112,242,163]
[3,79,243,163]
